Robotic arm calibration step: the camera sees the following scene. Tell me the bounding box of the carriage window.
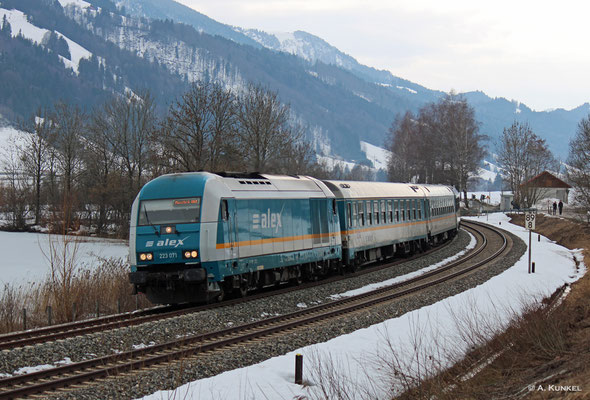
[381,200,386,223]
[221,199,229,221]
[367,201,372,225]
[374,201,380,224]
[418,200,422,220]
[401,200,406,221]
[387,200,393,222]
[333,199,337,215]
[347,202,352,227]
[359,202,365,226]
[138,197,201,226]
[395,201,400,222]
[413,200,417,220]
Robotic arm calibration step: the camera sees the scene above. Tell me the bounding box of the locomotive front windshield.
[138,197,201,226]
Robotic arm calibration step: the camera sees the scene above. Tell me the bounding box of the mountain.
[114,0,589,160]
[115,0,263,49]
[0,0,586,166]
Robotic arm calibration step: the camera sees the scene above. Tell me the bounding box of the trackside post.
[295,353,303,384]
[524,211,536,273]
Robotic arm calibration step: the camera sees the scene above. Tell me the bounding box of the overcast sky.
[175,0,590,112]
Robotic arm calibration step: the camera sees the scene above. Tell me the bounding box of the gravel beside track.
[1,227,526,399]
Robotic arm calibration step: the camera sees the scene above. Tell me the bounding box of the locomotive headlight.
[183,250,199,259]
[165,226,173,234]
[138,252,153,262]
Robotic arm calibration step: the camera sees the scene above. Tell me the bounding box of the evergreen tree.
[1,15,12,37]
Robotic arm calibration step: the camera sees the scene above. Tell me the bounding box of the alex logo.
[145,236,190,248]
[253,207,283,233]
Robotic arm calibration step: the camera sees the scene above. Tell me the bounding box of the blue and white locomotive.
[129,172,459,304]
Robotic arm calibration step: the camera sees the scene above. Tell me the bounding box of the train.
[128,172,460,304]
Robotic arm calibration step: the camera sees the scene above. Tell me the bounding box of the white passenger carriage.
[323,180,459,266]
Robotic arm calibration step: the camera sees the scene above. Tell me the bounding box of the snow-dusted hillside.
[240,30,352,68]
[360,141,390,170]
[1,7,92,74]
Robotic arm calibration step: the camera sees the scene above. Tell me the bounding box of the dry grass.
[0,254,150,334]
[413,214,590,399]
[306,214,590,399]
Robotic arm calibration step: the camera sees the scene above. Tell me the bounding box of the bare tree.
[91,90,157,233]
[498,121,555,208]
[161,82,215,172]
[567,113,590,209]
[237,84,299,172]
[86,106,121,234]
[438,95,486,202]
[18,108,54,225]
[386,95,485,201]
[387,111,420,182]
[208,83,238,170]
[0,137,30,230]
[160,81,239,172]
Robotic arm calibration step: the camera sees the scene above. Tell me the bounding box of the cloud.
[178,0,590,110]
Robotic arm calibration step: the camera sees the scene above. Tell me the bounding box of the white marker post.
[524,211,536,273]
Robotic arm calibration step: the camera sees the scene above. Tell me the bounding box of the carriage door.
[424,198,432,235]
[330,199,337,246]
[222,199,239,261]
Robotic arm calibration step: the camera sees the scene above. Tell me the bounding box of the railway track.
[0,221,509,399]
[0,229,458,351]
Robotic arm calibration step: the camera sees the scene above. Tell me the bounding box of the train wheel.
[216,285,226,302]
[236,283,248,298]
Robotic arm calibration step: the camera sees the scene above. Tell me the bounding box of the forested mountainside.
[1,0,587,161]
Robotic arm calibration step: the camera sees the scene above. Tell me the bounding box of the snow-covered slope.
[240,30,353,68]
[360,141,390,170]
[0,7,92,73]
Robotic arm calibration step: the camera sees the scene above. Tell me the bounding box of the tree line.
[386,94,487,203]
[0,82,323,236]
[385,93,590,213]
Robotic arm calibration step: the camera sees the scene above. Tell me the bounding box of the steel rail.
[0,222,507,399]
[0,229,457,350]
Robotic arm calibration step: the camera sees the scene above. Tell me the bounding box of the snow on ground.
[360,141,390,171]
[396,85,417,94]
[57,0,92,8]
[0,8,48,44]
[0,231,128,286]
[331,231,477,300]
[56,33,93,74]
[316,154,357,172]
[140,213,585,400]
[475,166,497,183]
[0,125,24,152]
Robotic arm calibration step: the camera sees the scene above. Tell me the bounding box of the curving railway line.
[0,231,457,351]
[0,221,510,399]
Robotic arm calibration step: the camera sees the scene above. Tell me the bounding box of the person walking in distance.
[552,201,557,215]
[558,200,563,215]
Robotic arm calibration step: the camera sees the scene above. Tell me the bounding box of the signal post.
[524,211,536,273]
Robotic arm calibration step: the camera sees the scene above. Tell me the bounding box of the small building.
[500,193,514,211]
[520,171,571,203]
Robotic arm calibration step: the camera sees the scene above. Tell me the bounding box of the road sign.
[525,211,536,230]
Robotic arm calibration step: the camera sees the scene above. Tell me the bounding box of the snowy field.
[0,130,128,286]
[140,213,585,400]
[0,231,128,286]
